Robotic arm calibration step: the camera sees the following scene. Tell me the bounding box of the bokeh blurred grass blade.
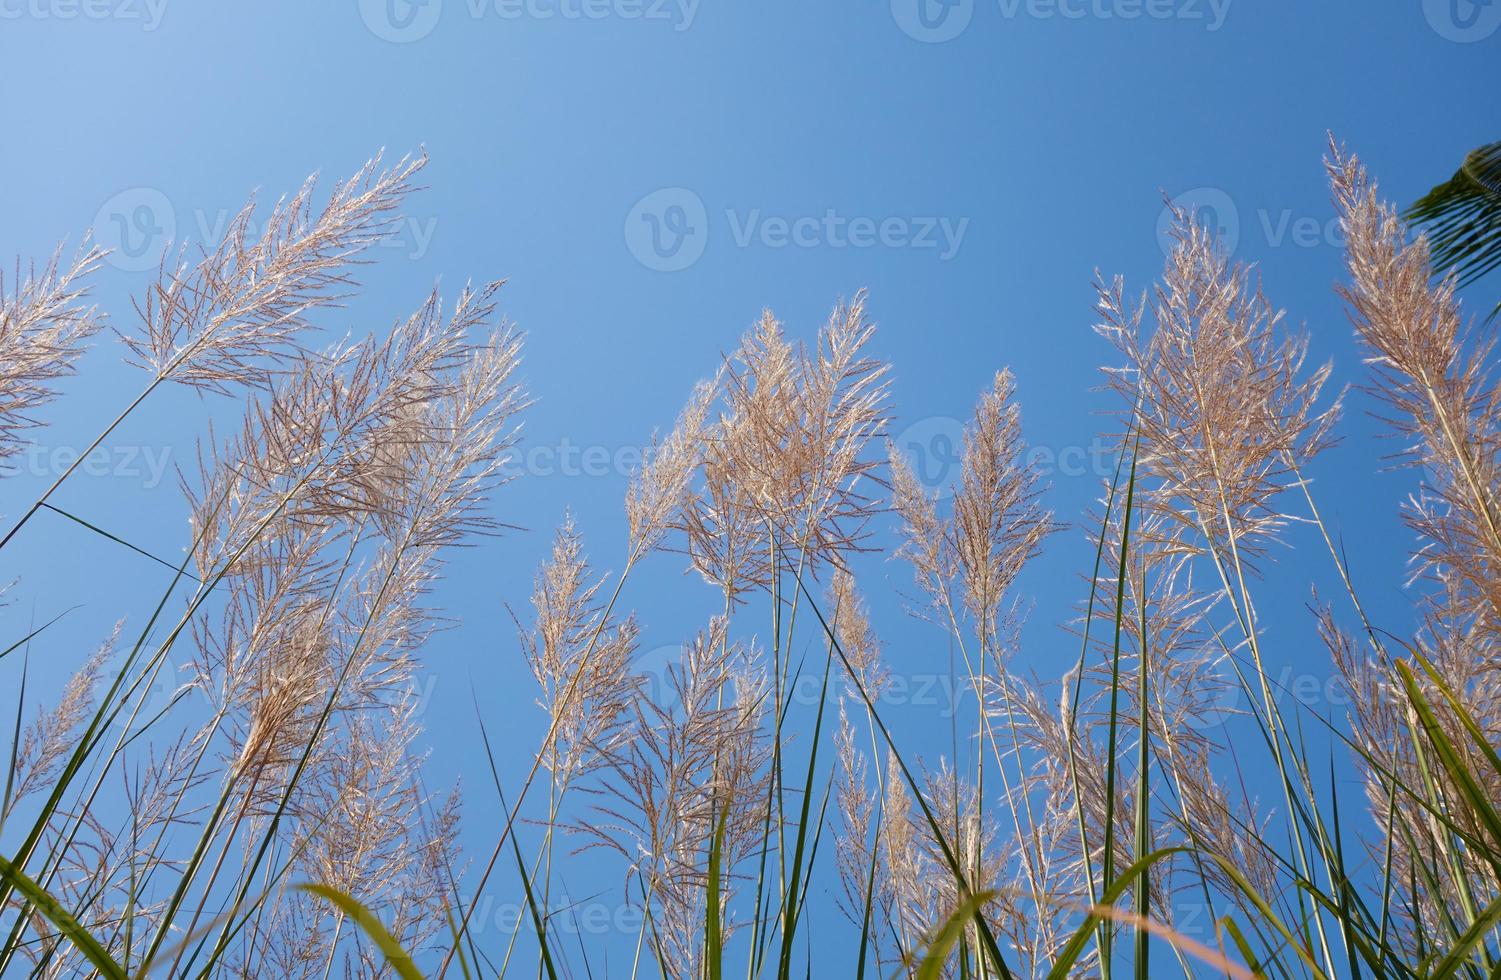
[298,884,424,980]
[915,890,997,980]
[0,852,125,980]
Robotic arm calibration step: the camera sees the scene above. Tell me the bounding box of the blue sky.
[0,0,1497,971]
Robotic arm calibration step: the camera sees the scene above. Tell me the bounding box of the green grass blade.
[792,779,832,931]
[1063,429,1132,975]
[706,807,728,980]
[1047,846,1186,980]
[0,607,74,664]
[789,568,1015,980]
[1102,427,1143,979]
[916,890,998,980]
[1203,853,1331,980]
[1133,537,1151,980]
[1,649,29,834]
[1397,662,1501,866]
[1432,891,1501,980]
[1326,756,1364,980]
[298,884,423,980]
[855,807,883,980]
[37,502,202,580]
[504,819,560,980]
[776,644,832,979]
[472,707,559,980]
[1377,774,1399,975]
[0,853,125,980]
[1219,917,1261,976]
[1408,652,1501,781]
[441,905,473,980]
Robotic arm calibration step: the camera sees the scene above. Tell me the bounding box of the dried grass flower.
[0,244,106,468]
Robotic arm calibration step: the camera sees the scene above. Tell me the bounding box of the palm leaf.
[1407,140,1501,318]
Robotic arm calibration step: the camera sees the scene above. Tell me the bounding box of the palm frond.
[1407,140,1501,317]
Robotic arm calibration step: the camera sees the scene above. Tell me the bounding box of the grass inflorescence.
[2,138,1499,979]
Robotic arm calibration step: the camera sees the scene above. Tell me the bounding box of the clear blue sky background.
[0,0,1496,972]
